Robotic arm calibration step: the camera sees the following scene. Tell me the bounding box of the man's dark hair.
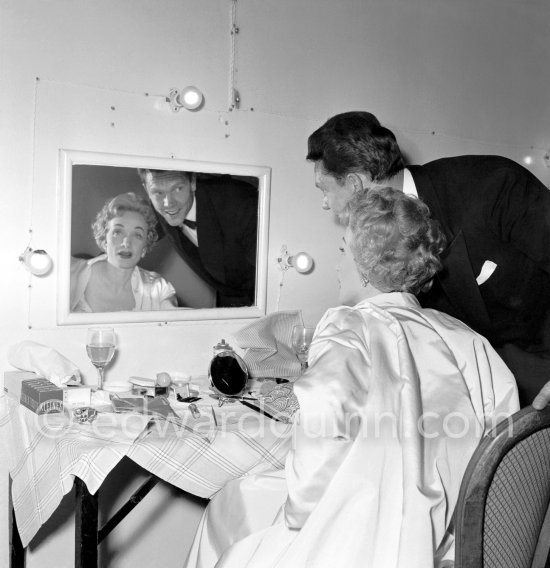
[137,168,193,186]
[306,111,405,182]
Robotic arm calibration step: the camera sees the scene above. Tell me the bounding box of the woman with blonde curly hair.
[185,187,518,568]
[339,185,446,300]
[70,192,177,312]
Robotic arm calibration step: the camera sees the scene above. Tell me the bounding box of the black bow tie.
[183,219,197,230]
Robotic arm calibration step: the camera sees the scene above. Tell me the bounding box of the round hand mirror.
[209,342,248,398]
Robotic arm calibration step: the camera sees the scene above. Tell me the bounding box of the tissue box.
[4,370,38,401]
[20,378,64,414]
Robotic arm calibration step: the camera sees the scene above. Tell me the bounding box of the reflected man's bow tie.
[183,219,197,230]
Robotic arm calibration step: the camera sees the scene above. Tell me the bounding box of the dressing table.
[2,379,294,567]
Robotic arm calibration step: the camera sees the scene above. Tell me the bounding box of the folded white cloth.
[8,341,81,386]
[233,311,304,378]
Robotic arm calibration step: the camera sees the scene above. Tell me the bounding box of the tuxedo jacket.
[410,156,550,403]
[159,175,258,307]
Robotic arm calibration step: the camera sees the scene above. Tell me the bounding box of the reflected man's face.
[314,161,355,216]
[105,211,147,269]
[143,172,195,227]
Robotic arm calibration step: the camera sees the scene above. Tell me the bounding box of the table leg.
[74,478,98,568]
[11,508,25,568]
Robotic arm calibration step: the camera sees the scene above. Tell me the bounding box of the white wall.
[1,0,549,566]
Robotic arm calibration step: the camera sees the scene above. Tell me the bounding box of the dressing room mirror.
[57,150,270,325]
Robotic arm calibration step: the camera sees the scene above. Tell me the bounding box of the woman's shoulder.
[313,306,373,351]
[71,254,105,276]
[134,266,176,299]
[419,305,480,335]
[135,265,167,283]
[70,256,88,273]
[318,300,397,335]
[319,305,364,328]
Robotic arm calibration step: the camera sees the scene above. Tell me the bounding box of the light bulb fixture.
[277,245,314,274]
[168,86,204,112]
[19,247,53,276]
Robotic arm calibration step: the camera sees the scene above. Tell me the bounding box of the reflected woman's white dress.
[70,254,178,312]
[185,293,519,568]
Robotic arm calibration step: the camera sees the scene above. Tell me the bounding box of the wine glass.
[86,327,116,391]
[291,325,315,373]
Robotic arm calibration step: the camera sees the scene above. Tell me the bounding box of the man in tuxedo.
[139,169,258,307]
[308,111,550,408]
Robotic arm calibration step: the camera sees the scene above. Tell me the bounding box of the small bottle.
[154,372,171,397]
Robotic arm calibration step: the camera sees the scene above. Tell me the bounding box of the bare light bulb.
[181,87,202,109]
[291,252,314,274]
[277,245,314,274]
[19,247,53,276]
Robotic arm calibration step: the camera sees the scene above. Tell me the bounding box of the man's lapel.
[195,185,226,284]
[165,222,213,281]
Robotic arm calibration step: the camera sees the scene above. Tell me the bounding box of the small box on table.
[20,378,64,414]
[63,385,92,408]
[4,371,91,413]
[4,370,37,401]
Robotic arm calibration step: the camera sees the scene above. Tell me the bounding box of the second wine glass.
[86,327,116,391]
[291,325,315,374]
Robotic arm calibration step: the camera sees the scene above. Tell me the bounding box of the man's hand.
[532,380,550,410]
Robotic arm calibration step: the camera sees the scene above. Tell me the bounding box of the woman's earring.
[360,275,369,288]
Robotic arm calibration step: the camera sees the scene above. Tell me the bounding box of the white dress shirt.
[403,168,418,198]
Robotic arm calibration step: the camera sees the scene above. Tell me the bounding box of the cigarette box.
[20,378,63,414]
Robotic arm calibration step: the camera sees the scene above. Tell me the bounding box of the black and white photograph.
[1,2,549,567]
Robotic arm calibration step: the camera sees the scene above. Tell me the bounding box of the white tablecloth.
[0,381,294,547]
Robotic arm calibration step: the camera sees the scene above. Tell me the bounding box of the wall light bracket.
[168,86,204,112]
[19,247,53,277]
[277,245,314,274]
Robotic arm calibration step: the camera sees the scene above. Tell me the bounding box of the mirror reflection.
[60,151,269,325]
[71,165,259,311]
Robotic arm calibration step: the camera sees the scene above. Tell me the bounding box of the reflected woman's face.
[105,211,147,269]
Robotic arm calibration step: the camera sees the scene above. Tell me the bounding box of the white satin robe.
[185,293,519,568]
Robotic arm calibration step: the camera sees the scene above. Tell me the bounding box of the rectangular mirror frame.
[57,149,270,325]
